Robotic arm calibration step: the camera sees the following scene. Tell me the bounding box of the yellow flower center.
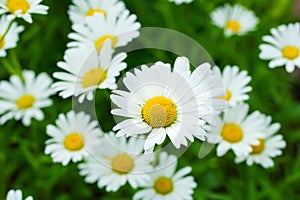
[251,138,265,154]
[111,154,135,174]
[226,20,241,33]
[221,123,243,143]
[0,35,5,49]
[82,68,107,88]
[142,96,177,128]
[282,46,299,60]
[153,176,174,195]
[64,133,84,151]
[86,8,107,18]
[94,34,118,51]
[219,89,232,101]
[6,0,30,14]
[16,94,35,109]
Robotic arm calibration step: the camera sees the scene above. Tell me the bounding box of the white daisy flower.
[211,4,258,37]
[68,0,125,25]
[0,0,49,23]
[111,57,225,151]
[213,103,265,157]
[0,70,53,126]
[6,189,33,200]
[0,16,24,57]
[168,0,193,5]
[235,115,286,168]
[78,132,153,192]
[259,23,300,73]
[215,65,252,107]
[68,9,141,51]
[52,40,127,103]
[45,110,103,166]
[133,152,197,200]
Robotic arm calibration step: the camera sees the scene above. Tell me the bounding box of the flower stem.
[0,19,15,45]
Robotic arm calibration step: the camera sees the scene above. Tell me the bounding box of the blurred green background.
[1,0,300,199]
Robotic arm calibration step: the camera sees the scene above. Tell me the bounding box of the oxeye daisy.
[68,9,140,51]
[215,65,252,107]
[211,4,258,37]
[0,70,53,126]
[0,0,49,23]
[111,57,225,151]
[68,0,125,25]
[259,23,300,73]
[52,40,127,103]
[45,110,102,166]
[168,0,193,5]
[235,115,286,168]
[6,189,33,200]
[133,152,197,200]
[0,16,24,57]
[78,132,153,192]
[212,103,265,157]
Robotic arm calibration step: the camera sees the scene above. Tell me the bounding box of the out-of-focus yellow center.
[6,0,30,14]
[219,89,232,101]
[82,68,107,88]
[282,46,299,60]
[86,8,107,18]
[221,123,243,143]
[251,138,265,154]
[142,96,177,128]
[0,35,5,49]
[111,154,134,174]
[64,133,84,151]
[94,34,118,51]
[153,176,174,195]
[226,20,241,33]
[17,94,35,109]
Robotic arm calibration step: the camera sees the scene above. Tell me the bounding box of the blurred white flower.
[6,189,33,200]
[259,23,300,73]
[0,70,54,126]
[168,0,193,5]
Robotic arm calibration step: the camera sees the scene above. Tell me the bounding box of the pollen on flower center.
[219,89,232,101]
[153,176,174,195]
[282,46,299,60]
[226,20,241,33]
[111,154,134,174]
[82,68,107,88]
[251,138,265,154]
[64,132,84,151]
[142,96,177,128]
[94,35,118,51]
[6,0,30,14]
[86,8,107,18]
[0,35,5,49]
[221,123,243,143]
[16,94,35,109]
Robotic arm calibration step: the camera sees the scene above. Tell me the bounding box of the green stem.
[0,19,15,45]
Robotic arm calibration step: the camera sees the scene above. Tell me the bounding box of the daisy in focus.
[133,152,197,200]
[45,110,102,166]
[68,10,140,51]
[68,0,125,25]
[215,65,252,107]
[111,57,225,152]
[235,115,286,168]
[6,189,33,200]
[0,70,53,126]
[168,0,193,5]
[52,40,127,103]
[211,103,265,157]
[259,23,300,73]
[78,132,153,192]
[211,4,258,37]
[0,15,24,57]
[0,0,49,23]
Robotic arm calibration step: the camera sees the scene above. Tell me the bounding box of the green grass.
[1,0,300,199]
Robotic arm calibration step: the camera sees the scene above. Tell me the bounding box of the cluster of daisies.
[0,1,294,200]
